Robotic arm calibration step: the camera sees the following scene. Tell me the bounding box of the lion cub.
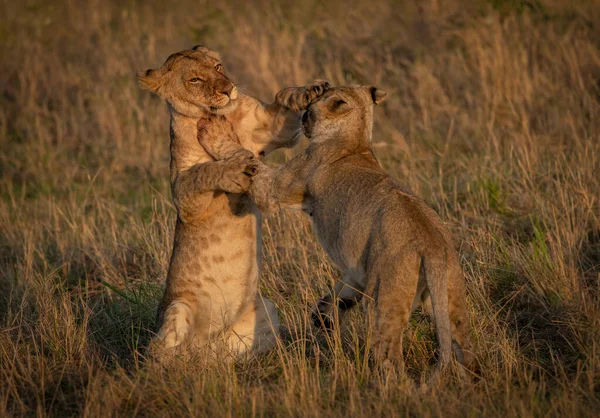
[138,45,329,359]
[264,86,475,372]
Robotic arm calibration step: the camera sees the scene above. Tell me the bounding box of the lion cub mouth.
[209,86,239,113]
[301,110,313,138]
[210,97,238,114]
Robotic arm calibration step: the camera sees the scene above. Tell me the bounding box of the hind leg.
[366,290,416,374]
[312,278,363,330]
[224,294,280,357]
[365,255,420,372]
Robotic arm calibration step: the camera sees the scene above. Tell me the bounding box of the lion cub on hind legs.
[261,86,476,378]
[138,45,329,361]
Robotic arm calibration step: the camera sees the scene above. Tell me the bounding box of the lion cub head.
[138,45,238,118]
[302,85,386,142]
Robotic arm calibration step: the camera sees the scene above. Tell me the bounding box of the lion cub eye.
[215,63,224,73]
[189,77,204,83]
[328,99,348,112]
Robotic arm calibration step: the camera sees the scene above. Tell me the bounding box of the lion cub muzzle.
[212,79,238,109]
[214,78,237,100]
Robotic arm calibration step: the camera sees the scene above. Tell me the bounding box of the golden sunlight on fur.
[0,0,599,416]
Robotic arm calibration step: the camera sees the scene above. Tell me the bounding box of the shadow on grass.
[486,263,584,377]
[88,280,162,369]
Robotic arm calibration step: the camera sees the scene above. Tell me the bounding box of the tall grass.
[1,0,599,416]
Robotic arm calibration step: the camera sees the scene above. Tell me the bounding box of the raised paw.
[197,116,235,141]
[248,165,280,214]
[229,150,260,178]
[197,117,212,133]
[306,79,331,101]
[228,148,257,166]
[276,79,332,112]
[217,158,257,194]
[197,116,246,161]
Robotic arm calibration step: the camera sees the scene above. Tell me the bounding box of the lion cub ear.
[137,69,163,94]
[192,45,222,61]
[370,87,387,105]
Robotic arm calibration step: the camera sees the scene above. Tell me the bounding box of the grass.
[1,0,599,416]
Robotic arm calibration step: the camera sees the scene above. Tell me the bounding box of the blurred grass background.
[0,0,599,416]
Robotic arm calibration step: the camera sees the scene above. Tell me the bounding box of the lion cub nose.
[217,82,237,100]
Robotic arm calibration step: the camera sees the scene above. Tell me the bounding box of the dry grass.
[1,0,599,416]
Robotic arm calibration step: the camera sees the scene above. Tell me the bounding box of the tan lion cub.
[265,85,475,372]
[138,45,329,359]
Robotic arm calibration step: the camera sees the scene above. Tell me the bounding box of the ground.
[0,0,599,416]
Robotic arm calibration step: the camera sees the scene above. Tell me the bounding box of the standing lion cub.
[254,85,475,372]
[138,45,329,359]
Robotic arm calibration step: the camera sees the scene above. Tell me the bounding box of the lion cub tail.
[422,251,453,369]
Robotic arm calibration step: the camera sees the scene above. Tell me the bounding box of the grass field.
[1,0,599,416]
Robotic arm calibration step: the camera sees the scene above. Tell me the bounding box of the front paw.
[217,158,257,194]
[305,80,331,103]
[312,309,334,331]
[197,116,244,161]
[248,165,280,214]
[311,296,335,331]
[227,150,260,177]
[228,148,257,165]
[197,116,235,142]
[277,80,331,112]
